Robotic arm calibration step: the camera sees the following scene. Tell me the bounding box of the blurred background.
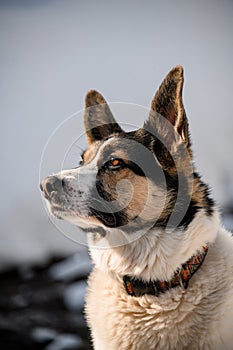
[1,0,233,349]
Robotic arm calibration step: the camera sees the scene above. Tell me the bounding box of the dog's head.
[40,66,213,238]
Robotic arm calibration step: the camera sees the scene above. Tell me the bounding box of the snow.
[31,327,57,343]
[63,280,88,312]
[49,252,92,282]
[45,334,83,350]
[222,215,233,233]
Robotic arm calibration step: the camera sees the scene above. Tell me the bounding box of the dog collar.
[123,246,208,297]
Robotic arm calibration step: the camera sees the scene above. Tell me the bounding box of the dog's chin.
[43,199,64,220]
[51,207,86,224]
[50,207,67,220]
[45,201,103,230]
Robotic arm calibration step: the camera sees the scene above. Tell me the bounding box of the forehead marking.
[83,137,120,168]
[97,137,135,168]
[73,137,121,182]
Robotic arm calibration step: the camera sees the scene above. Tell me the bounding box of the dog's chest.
[85,268,221,350]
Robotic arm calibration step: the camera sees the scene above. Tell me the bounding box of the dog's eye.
[106,158,124,170]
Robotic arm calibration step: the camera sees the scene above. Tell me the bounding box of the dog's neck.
[88,209,220,283]
[123,245,208,297]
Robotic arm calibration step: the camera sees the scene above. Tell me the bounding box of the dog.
[40,66,233,350]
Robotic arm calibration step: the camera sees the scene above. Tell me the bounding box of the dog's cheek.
[95,169,130,202]
[96,179,117,202]
[124,178,149,219]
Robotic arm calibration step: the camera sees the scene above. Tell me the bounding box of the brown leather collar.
[123,246,208,297]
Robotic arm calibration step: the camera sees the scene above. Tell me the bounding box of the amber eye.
[106,158,124,170]
[111,159,120,166]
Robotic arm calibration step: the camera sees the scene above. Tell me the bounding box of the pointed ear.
[144,66,190,149]
[84,90,123,145]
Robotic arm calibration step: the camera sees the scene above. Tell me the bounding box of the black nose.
[40,176,63,197]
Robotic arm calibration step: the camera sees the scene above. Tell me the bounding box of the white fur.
[86,209,233,349]
[88,210,219,281]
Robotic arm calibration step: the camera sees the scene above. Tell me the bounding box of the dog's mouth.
[46,196,91,221]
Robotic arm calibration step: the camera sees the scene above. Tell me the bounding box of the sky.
[0,0,233,267]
